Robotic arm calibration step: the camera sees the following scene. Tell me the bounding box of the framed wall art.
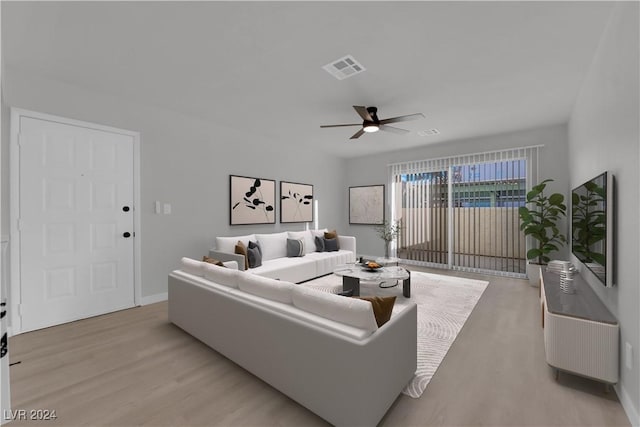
[230,175,276,225]
[349,184,385,225]
[280,181,313,223]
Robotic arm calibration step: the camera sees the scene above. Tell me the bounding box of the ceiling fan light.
[363,124,379,133]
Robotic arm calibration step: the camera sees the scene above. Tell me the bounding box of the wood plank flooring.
[7,267,630,426]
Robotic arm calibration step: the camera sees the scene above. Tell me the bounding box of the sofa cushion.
[306,250,355,276]
[248,256,317,283]
[256,232,288,261]
[287,230,316,255]
[237,273,295,304]
[287,238,304,257]
[226,288,372,340]
[292,286,378,332]
[181,257,205,277]
[202,262,240,288]
[216,234,256,253]
[314,235,325,252]
[235,241,249,270]
[357,296,396,327]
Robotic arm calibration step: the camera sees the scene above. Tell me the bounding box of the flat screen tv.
[571,171,614,287]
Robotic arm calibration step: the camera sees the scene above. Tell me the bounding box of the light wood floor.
[7,267,630,426]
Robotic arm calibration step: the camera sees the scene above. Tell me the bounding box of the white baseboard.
[140,292,167,306]
[615,383,640,426]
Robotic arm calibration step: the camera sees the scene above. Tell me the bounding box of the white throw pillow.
[180,257,204,277]
[255,232,288,261]
[309,228,328,239]
[216,234,256,254]
[202,262,240,288]
[288,230,315,255]
[291,286,378,332]
[237,273,294,304]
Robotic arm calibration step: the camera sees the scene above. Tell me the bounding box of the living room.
[1,1,638,426]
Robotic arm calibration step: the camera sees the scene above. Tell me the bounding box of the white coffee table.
[333,264,411,297]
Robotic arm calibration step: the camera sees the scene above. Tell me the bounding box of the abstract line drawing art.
[280,181,313,223]
[230,175,276,225]
[349,185,385,225]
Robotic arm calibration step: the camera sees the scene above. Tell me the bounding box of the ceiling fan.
[320,106,425,140]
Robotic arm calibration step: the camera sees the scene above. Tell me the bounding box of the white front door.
[15,115,136,333]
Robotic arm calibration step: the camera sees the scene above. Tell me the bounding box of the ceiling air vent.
[418,129,440,137]
[322,55,366,80]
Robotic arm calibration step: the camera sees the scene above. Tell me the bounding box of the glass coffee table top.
[333,264,410,282]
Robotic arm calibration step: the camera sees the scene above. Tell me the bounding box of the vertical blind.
[389,146,541,277]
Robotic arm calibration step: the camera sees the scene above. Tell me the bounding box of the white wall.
[1,69,348,300]
[344,123,570,258]
[568,2,639,423]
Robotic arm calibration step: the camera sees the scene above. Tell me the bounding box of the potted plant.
[375,220,402,259]
[518,179,567,286]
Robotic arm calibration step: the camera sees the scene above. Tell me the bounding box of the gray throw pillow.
[287,238,304,257]
[314,235,325,252]
[247,245,262,268]
[248,240,261,255]
[323,237,339,252]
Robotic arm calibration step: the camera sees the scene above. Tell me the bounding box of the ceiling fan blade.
[320,123,362,128]
[353,106,373,122]
[350,129,366,139]
[379,113,425,125]
[379,125,410,134]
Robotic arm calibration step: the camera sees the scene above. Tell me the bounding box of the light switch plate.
[625,342,633,370]
[154,201,161,214]
[163,203,172,215]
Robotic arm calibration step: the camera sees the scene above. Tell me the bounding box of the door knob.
[122,206,130,212]
[123,232,131,238]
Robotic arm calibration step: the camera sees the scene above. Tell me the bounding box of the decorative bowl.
[363,261,382,271]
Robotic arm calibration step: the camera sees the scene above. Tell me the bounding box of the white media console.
[540,269,619,385]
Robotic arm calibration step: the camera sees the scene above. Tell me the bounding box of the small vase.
[384,241,390,259]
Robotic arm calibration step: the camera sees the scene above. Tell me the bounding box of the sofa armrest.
[222,260,239,270]
[209,249,246,271]
[338,235,356,261]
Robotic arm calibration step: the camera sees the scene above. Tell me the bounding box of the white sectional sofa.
[209,229,356,283]
[168,257,417,427]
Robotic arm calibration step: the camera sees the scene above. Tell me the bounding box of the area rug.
[303,270,489,398]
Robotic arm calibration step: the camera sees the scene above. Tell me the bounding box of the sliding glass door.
[390,147,539,277]
[393,170,449,266]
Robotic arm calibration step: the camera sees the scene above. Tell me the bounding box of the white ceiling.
[2,1,615,158]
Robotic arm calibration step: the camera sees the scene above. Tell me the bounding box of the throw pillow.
[324,230,340,249]
[255,232,288,261]
[314,235,325,252]
[234,240,249,270]
[288,230,315,255]
[356,296,397,327]
[323,237,339,252]
[202,256,225,267]
[248,240,262,255]
[286,238,304,257]
[247,245,262,268]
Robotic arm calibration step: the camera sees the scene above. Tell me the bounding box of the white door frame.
[9,108,142,335]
